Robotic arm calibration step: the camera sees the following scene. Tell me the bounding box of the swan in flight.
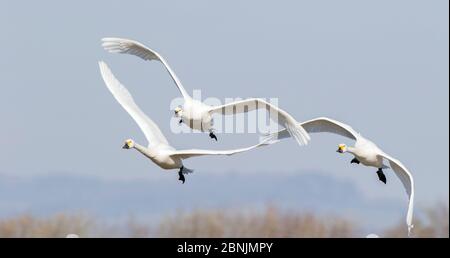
[99,61,272,184]
[101,37,310,146]
[263,117,415,236]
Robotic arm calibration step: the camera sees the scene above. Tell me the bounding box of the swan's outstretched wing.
[167,140,272,160]
[208,98,310,146]
[209,98,275,115]
[378,153,415,236]
[101,38,191,100]
[99,61,169,147]
[300,117,360,140]
[261,117,360,143]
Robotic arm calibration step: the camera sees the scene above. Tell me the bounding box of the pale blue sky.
[0,0,448,215]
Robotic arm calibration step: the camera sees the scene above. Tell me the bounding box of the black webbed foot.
[209,132,218,141]
[178,167,186,184]
[179,119,183,125]
[351,158,360,164]
[377,169,387,184]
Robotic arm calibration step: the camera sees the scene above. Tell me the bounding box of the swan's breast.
[182,100,214,131]
[147,145,182,170]
[354,149,383,168]
[151,154,182,170]
[353,140,384,168]
[184,116,213,132]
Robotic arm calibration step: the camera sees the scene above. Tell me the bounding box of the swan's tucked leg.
[178,167,186,184]
[376,168,387,184]
[179,119,183,125]
[209,130,218,141]
[351,158,360,164]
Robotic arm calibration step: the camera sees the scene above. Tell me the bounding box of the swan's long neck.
[133,143,153,159]
[346,146,357,155]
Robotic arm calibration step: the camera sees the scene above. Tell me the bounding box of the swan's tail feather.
[182,167,194,175]
[286,123,310,146]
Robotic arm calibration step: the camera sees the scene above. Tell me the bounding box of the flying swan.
[101,37,310,146]
[263,117,415,236]
[99,61,272,184]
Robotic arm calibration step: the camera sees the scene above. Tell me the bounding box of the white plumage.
[264,117,415,236]
[99,61,271,183]
[100,37,416,236]
[101,37,310,146]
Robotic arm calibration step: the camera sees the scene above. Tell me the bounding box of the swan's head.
[336,144,347,153]
[122,139,135,149]
[174,107,183,118]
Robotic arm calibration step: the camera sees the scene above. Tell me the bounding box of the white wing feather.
[209,98,310,146]
[300,117,360,140]
[209,98,273,115]
[98,61,169,147]
[260,115,414,235]
[261,117,360,142]
[101,38,191,100]
[167,140,272,160]
[379,152,415,236]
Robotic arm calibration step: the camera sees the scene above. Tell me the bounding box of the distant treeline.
[0,203,447,238]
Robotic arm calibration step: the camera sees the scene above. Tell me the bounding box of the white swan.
[99,61,272,184]
[263,117,415,236]
[101,37,310,146]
